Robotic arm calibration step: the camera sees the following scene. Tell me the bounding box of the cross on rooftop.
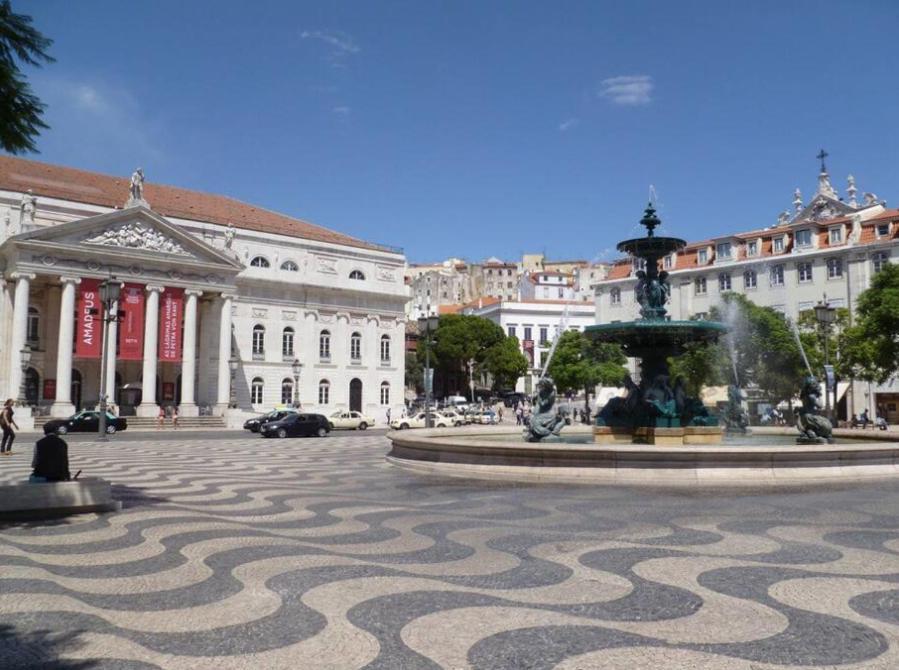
[817,148,829,173]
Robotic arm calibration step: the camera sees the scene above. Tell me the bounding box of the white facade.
[519,271,576,302]
[461,299,595,394]
[0,158,408,426]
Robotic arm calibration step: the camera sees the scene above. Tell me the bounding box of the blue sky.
[12,1,899,263]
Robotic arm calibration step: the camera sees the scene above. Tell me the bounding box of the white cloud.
[301,30,360,66]
[599,75,654,106]
[558,117,579,132]
[332,105,351,116]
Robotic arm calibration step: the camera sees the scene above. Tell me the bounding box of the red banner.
[43,379,56,400]
[118,283,145,361]
[75,278,102,358]
[158,287,183,361]
[522,339,534,366]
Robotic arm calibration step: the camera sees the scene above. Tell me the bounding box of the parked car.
[328,410,375,431]
[44,411,128,435]
[244,409,297,433]
[260,413,330,438]
[390,411,451,429]
[472,409,497,425]
[439,409,466,426]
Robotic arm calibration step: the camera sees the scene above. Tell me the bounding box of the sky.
[10,1,899,263]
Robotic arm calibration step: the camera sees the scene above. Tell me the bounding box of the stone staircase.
[33,415,227,432]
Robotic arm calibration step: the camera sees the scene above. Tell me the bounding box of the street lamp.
[228,355,239,408]
[468,358,475,403]
[17,345,31,407]
[418,314,439,428]
[814,297,837,422]
[97,278,122,442]
[291,358,303,408]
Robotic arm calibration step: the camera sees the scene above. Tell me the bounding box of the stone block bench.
[0,477,121,519]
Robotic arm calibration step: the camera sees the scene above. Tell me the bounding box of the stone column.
[216,293,235,412]
[8,272,35,401]
[104,297,119,409]
[50,276,80,416]
[179,289,202,416]
[136,285,163,417]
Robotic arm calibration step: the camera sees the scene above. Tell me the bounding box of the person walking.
[172,406,180,429]
[1,399,18,455]
[157,405,165,430]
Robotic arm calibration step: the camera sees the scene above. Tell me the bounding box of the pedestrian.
[1,398,18,455]
[30,425,70,482]
[157,405,165,430]
[497,406,504,423]
[172,406,180,429]
[386,407,392,425]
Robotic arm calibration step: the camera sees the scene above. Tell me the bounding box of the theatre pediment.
[2,205,243,274]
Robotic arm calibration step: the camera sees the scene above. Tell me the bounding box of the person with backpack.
[0,398,19,455]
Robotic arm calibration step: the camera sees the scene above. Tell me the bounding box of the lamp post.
[468,358,475,403]
[97,278,122,441]
[228,355,239,408]
[17,345,31,407]
[814,297,837,422]
[291,358,303,408]
[417,315,439,428]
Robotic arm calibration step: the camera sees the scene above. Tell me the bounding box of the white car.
[472,410,497,425]
[328,411,375,430]
[439,410,466,427]
[390,411,450,429]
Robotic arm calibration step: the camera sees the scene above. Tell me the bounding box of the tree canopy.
[0,1,54,153]
[840,263,899,383]
[546,330,627,399]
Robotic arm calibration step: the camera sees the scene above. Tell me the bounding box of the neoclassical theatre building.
[0,156,408,427]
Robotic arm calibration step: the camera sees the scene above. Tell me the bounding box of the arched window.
[252,324,265,357]
[280,260,299,272]
[349,270,365,280]
[251,377,264,404]
[380,382,390,405]
[282,327,294,357]
[318,379,330,405]
[350,332,362,361]
[610,287,621,305]
[250,256,270,268]
[380,334,391,363]
[281,378,294,405]
[26,306,39,344]
[319,330,331,361]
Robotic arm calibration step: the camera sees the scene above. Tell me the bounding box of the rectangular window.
[770,265,784,286]
[507,325,517,338]
[873,252,890,274]
[663,255,674,269]
[695,276,707,295]
[539,327,548,344]
[523,326,532,342]
[557,287,564,298]
[747,240,758,256]
[795,229,812,247]
[798,301,814,314]
[743,270,757,289]
[716,242,732,259]
[698,249,708,264]
[718,273,731,291]
[828,258,843,278]
[773,237,785,253]
[829,227,843,244]
[540,351,548,367]
[877,223,890,238]
[798,262,813,283]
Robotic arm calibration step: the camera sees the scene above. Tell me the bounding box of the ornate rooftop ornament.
[847,174,858,208]
[223,223,235,249]
[864,192,880,207]
[125,168,148,209]
[793,188,803,213]
[19,189,36,229]
[777,211,791,226]
[815,149,837,199]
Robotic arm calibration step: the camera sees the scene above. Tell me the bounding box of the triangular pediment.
[793,194,855,224]
[6,206,243,271]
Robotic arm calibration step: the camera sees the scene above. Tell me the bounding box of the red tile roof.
[0,155,393,253]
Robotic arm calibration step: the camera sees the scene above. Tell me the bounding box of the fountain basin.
[586,320,728,351]
[386,426,899,489]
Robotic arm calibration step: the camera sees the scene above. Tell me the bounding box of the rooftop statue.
[126,168,147,208]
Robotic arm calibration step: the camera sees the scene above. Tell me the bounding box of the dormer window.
[795,229,812,248]
[697,249,708,264]
[876,222,891,238]
[829,226,843,245]
[747,240,758,257]
[663,254,674,269]
[716,242,732,260]
[773,237,785,253]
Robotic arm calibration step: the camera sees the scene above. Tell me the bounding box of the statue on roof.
[19,189,36,229]
[793,188,803,213]
[126,168,147,208]
[223,223,235,249]
[863,192,880,207]
[777,211,791,226]
[847,174,858,208]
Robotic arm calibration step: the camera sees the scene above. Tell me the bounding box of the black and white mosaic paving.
[2,433,899,669]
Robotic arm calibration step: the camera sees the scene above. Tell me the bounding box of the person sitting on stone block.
[30,427,70,483]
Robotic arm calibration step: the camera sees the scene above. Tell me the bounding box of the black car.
[259,413,330,438]
[243,410,296,433]
[43,411,128,435]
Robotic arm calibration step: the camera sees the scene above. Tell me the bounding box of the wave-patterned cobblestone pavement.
[2,434,899,669]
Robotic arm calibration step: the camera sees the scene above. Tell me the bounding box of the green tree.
[546,330,627,409]
[0,1,54,153]
[482,336,528,391]
[405,350,422,393]
[667,340,729,397]
[840,263,899,383]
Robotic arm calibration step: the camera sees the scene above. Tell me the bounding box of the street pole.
[424,325,432,428]
[468,358,475,403]
[97,301,110,442]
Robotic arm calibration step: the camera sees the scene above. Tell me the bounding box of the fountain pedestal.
[594,425,724,446]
